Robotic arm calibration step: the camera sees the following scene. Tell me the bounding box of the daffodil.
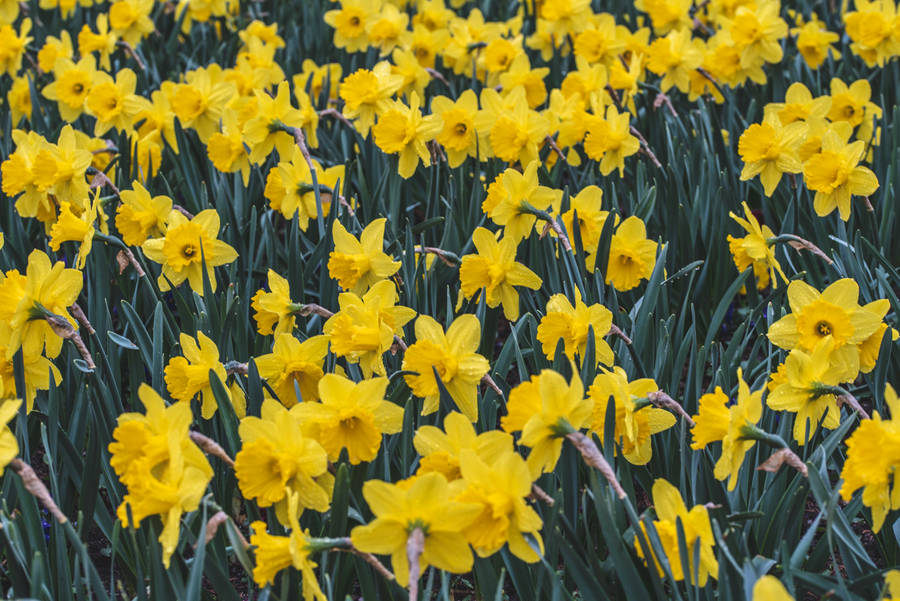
[481,162,561,241]
[767,338,856,444]
[248,492,327,599]
[791,15,841,69]
[164,331,231,419]
[413,411,513,481]
[431,90,480,167]
[690,369,764,489]
[728,0,788,67]
[802,129,879,221]
[502,370,591,475]
[456,448,544,562]
[85,68,149,136]
[635,478,718,585]
[293,374,403,464]
[42,56,96,122]
[459,227,542,321]
[588,367,675,465]
[767,278,883,377]
[142,209,238,295]
[48,191,103,269]
[584,105,641,176]
[171,66,235,144]
[475,87,549,165]
[339,62,403,135]
[255,334,329,406]
[840,384,900,531]
[323,0,375,53]
[115,181,172,246]
[251,270,299,336]
[372,92,441,179]
[323,280,416,377]
[328,218,400,294]
[0,398,21,475]
[350,472,481,587]
[605,216,658,291]
[737,113,806,196]
[234,398,332,522]
[727,201,787,289]
[5,250,82,362]
[264,150,344,230]
[110,384,212,568]
[646,28,704,94]
[537,290,615,365]
[402,314,490,421]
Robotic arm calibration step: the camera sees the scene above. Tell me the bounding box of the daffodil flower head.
[328,218,401,295]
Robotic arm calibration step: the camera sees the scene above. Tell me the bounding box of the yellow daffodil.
[329,218,400,294]
[691,369,764,489]
[635,478,718,585]
[251,270,299,336]
[431,90,480,167]
[840,384,900,531]
[255,333,329,406]
[142,209,238,295]
[481,162,561,242]
[372,92,441,179]
[588,366,675,465]
[85,68,148,136]
[606,216,657,291]
[293,374,404,464]
[115,181,172,246]
[767,278,884,377]
[584,105,641,176]
[340,62,403,135]
[350,472,481,587]
[803,129,879,221]
[5,250,82,362]
[413,411,513,481]
[402,314,490,421]
[537,290,615,365]
[459,227,542,321]
[110,384,212,568]
[503,369,591,474]
[456,448,544,562]
[727,201,787,289]
[248,492,326,599]
[164,330,231,419]
[234,398,332,522]
[737,113,806,196]
[0,398,21,475]
[323,280,416,377]
[42,56,96,122]
[646,28,704,94]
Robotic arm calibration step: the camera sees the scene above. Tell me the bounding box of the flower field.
[0,0,899,599]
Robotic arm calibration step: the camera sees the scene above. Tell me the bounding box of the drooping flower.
[536,290,615,366]
[767,339,856,444]
[350,472,481,587]
[293,374,403,464]
[456,448,544,562]
[726,201,787,289]
[328,218,400,295]
[481,161,562,242]
[840,384,900,532]
[459,227,542,322]
[323,280,416,377]
[251,270,299,337]
[234,399,331,523]
[635,478,718,586]
[588,367,676,465]
[402,314,490,421]
[164,331,231,420]
[255,334,329,407]
[248,492,327,600]
[606,216,658,292]
[110,384,212,568]
[116,181,171,246]
[502,370,591,475]
[141,209,238,295]
[5,250,82,362]
[690,369,764,490]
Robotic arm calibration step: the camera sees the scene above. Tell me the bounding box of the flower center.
[815,321,832,337]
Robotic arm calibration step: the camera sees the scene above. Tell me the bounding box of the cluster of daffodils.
[0,0,897,599]
[738,80,881,220]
